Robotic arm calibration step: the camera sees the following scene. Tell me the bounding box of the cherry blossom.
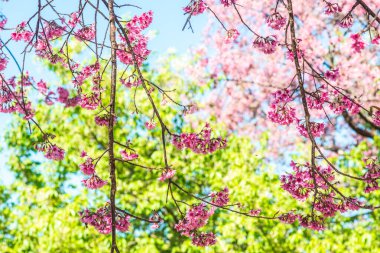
[210,187,229,206]
[82,174,108,189]
[158,169,176,181]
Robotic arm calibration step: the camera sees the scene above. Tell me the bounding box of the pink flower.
[297,122,325,138]
[224,29,240,44]
[79,207,130,234]
[120,150,139,161]
[0,17,7,29]
[210,187,229,206]
[159,169,176,181]
[324,2,342,15]
[37,80,48,94]
[307,90,329,110]
[286,48,304,61]
[339,14,353,28]
[325,68,339,81]
[362,158,380,193]
[79,158,95,175]
[75,24,96,41]
[116,215,131,232]
[57,87,69,103]
[43,144,65,161]
[220,0,236,7]
[183,0,206,15]
[175,203,213,236]
[350,33,365,53]
[373,110,380,126]
[95,115,117,127]
[172,123,227,154]
[82,174,108,189]
[0,57,8,72]
[191,232,217,247]
[11,21,33,42]
[120,76,142,88]
[68,12,80,28]
[116,11,153,67]
[279,212,298,224]
[266,13,286,30]
[281,161,334,201]
[253,35,277,54]
[299,215,325,231]
[267,89,297,125]
[80,150,87,157]
[79,93,100,110]
[249,209,261,216]
[145,120,156,130]
[372,35,380,45]
[43,21,64,40]
[329,92,359,115]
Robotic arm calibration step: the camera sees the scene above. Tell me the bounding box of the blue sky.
[0,0,207,183]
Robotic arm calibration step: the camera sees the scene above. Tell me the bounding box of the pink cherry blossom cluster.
[339,14,354,28]
[373,110,380,126]
[324,2,342,15]
[0,16,7,29]
[95,114,117,127]
[281,161,334,201]
[158,169,176,181]
[74,24,96,41]
[210,187,229,206]
[191,232,217,247]
[298,215,325,231]
[224,29,240,44]
[0,56,8,72]
[79,157,95,175]
[145,120,156,130]
[79,153,107,190]
[82,174,108,189]
[267,89,297,126]
[296,121,325,138]
[183,0,207,15]
[73,62,100,86]
[249,209,261,216]
[362,157,380,193]
[79,206,130,234]
[11,21,33,42]
[253,35,278,54]
[306,90,329,110]
[117,11,153,66]
[325,68,340,81]
[175,203,214,236]
[41,21,64,40]
[220,0,236,7]
[120,75,142,88]
[172,123,227,154]
[79,92,100,110]
[67,12,80,28]
[278,212,298,224]
[149,212,163,229]
[35,143,65,161]
[329,91,359,115]
[174,203,217,246]
[350,33,365,53]
[120,150,139,161]
[313,192,362,217]
[286,48,304,61]
[266,13,287,30]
